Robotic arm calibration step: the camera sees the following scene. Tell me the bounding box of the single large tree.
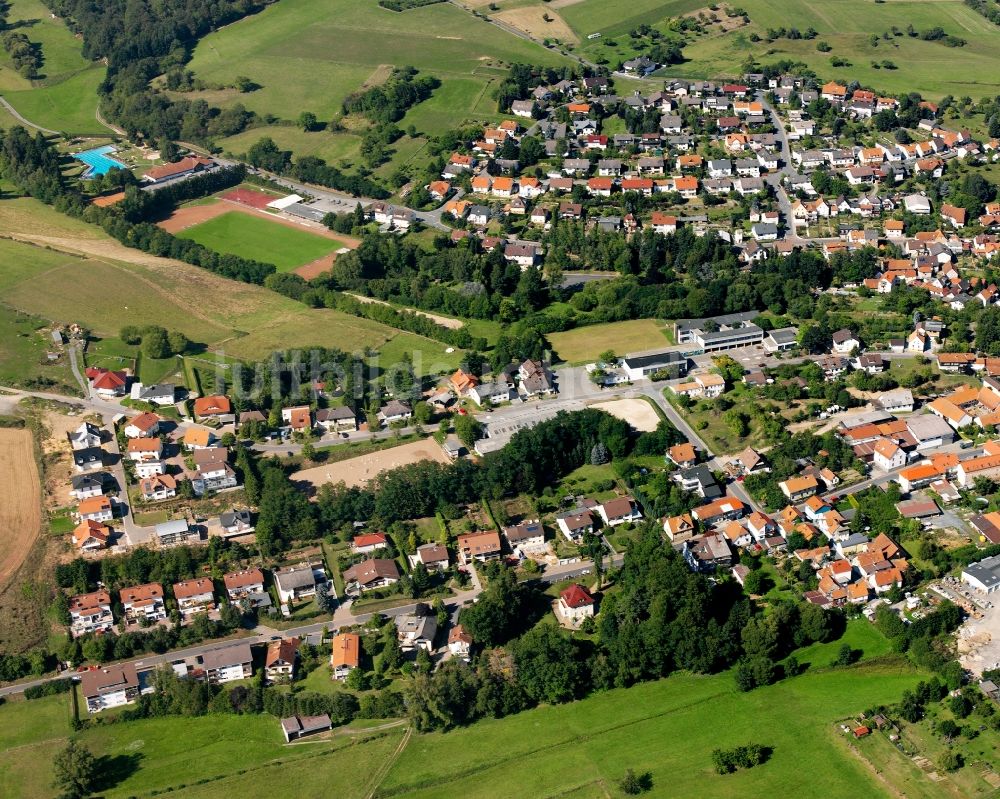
[52,740,97,799]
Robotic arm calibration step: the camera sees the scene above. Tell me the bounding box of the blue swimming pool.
[75,145,126,177]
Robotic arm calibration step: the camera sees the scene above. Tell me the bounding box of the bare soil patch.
[0,427,42,591]
[38,407,95,511]
[360,64,394,90]
[219,187,275,209]
[588,398,660,432]
[294,256,337,280]
[548,0,584,8]
[682,4,749,34]
[292,439,450,491]
[494,6,578,43]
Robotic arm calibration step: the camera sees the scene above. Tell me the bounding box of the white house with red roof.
[87,367,127,397]
[557,584,596,626]
[352,533,389,554]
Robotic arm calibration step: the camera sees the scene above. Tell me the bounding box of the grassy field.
[670,0,1000,99]
[189,0,566,122]
[0,304,78,392]
[378,662,925,798]
[0,645,972,799]
[0,195,463,376]
[0,0,107,133]
[0,691,408,799]
[191,0,569,178]
[547,319,670,364]
[176,211,341,272]
[481,0,1000,99]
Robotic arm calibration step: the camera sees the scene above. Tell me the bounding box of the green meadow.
[0,0,107,133]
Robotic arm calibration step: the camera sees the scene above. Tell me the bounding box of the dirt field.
[292,439,451,490]
[588,398,661,432]
[345,293,464,330]
[0,427,42,591]
[494,6,578,43]
[219,188,276,209]
[294,256,337,280]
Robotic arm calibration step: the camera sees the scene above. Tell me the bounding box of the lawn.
[175,211,341,272]
[377,663,926,798]
[547,319,670,364]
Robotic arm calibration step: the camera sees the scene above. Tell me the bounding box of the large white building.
[80,663,146,713]
[963,555,1000,594]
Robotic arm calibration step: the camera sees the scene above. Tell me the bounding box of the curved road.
[0,96,60,135]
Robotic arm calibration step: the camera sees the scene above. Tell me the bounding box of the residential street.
[0,554,623,698]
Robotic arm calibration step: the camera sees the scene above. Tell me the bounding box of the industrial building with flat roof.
[962,554,1000,593]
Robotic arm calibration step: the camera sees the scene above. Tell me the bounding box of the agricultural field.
[0,0,107,134]
[671,0,1000,99]
[0,427,42,592]
[175,210,342,272]
[0,195,463,378]
[547,318,670,364]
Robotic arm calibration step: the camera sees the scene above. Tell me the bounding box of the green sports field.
[175,211,341,272]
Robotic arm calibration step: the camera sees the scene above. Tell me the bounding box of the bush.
[24,678,73,700]
[712,742,769,774]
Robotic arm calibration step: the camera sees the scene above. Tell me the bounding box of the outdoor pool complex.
[75,144,126,176]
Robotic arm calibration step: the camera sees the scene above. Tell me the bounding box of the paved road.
[0,95,60,135]
[0,554,619,697]
[757,92,797,241]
